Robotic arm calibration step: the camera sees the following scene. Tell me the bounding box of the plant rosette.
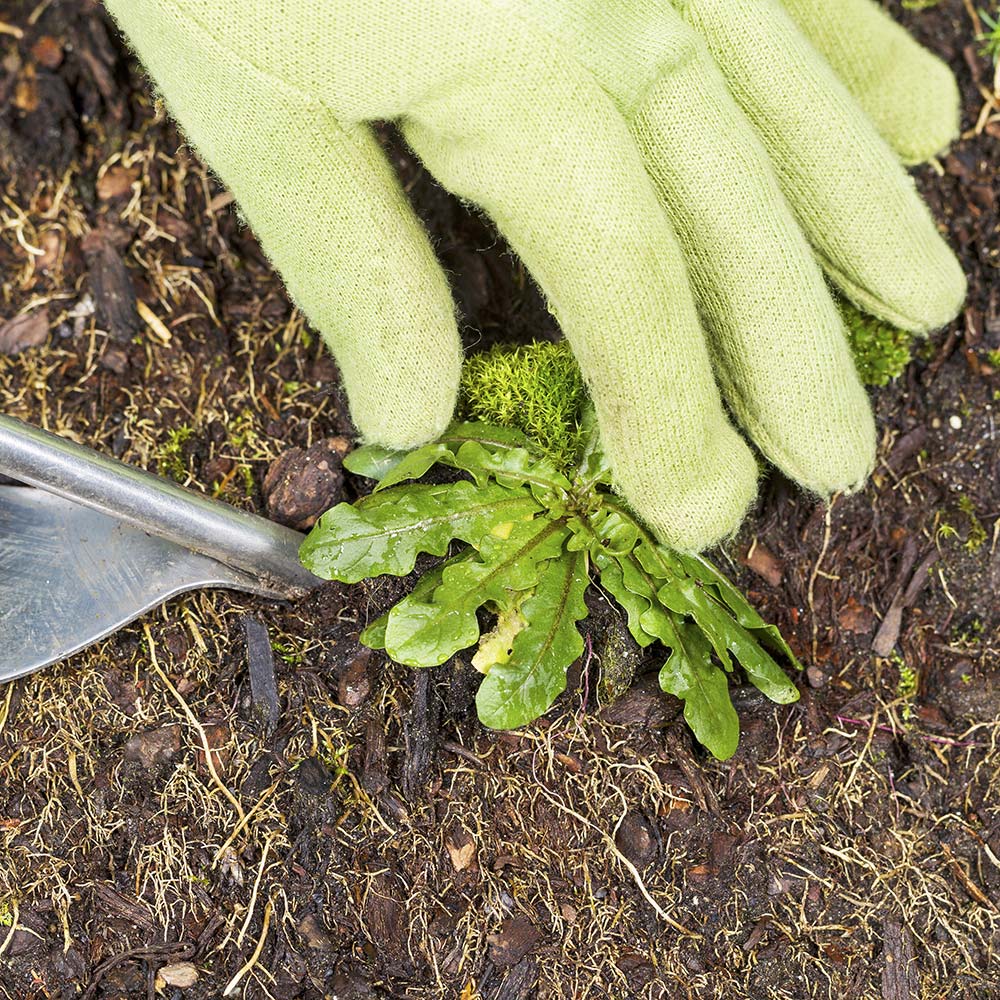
[300,345,801,760]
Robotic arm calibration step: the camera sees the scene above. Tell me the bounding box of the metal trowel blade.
[0,485,276,683]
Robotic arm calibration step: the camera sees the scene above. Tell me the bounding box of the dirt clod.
[124,725,182,770]
[487,917,543,968]
[262,439,347,530]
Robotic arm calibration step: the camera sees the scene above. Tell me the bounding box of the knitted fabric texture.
[104,0,966,552]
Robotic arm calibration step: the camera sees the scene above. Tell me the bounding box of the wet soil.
[0,2,997,998]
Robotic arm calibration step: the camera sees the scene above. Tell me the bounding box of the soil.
[0,2,997,998]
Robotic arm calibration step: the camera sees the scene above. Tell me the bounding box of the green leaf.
[675,552,800,665]
[441,421,534,451]
[300,480,540,583]
[472,596,529,673]
[343,443,406,482]
[359,557,462,651]
[360,614,387,650]
[656,620,740,761]
[575,402,613,487]
[594,553,656,649]
[384,518,569,667]
[450,440,572,495]
[589,506,640,557]
[373,441,456,491]
[476,548,589,728]
[657,579,798,704]
[631,534,690,581]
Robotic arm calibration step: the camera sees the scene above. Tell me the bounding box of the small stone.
[806,665,827,689]
[100,344,129,374]
[156,962,198,988]
[30,36,63,69]
[124,725,181,769]
[948,414,962,430]
[614,811,657,868]
[97,165,139,201]
[339,648,372,708]
[33,230,61,272]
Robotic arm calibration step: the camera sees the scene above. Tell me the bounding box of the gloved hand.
[104,0,965,551]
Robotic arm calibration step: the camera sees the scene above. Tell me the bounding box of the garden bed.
[0,1,997,997]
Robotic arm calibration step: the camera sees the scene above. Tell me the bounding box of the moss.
[840,300,915,387]
[156,425,195,482]
[459,341,587,470]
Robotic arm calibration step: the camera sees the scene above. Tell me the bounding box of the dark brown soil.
[0,2,997,998]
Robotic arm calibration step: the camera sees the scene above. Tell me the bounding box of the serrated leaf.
[359,556,465,651]
[631,534,689,581]
[343,444,406,482]
[476,548,588,728]
[300,480,539,583]
[590,507,640,556]
[451,440,572,495]
[442,422,534,451]
[384,518,569,667]
[657,620,740,761]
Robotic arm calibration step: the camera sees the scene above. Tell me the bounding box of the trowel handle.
[0,415,322,597]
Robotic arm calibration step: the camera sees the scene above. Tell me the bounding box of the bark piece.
[124,725,181,770]
[488,917,542,967]
[881,919,918,1000]
[82,229,139,343]
[242,616,280,735]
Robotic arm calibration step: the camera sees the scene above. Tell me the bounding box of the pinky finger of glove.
[781,0,960,165]
[106,2,463,451]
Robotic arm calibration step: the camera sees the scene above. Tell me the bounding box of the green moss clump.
[840,301,914,387]
[157,425,195,482]
[459,341,587,470]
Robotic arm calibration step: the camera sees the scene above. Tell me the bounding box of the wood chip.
[881,919,918,1000]
[157,961,198,988]
[96,165,138,201]
[241,617,279,736]
[741,540,784,587]
[0,309,48,355]
[82,229,139,343]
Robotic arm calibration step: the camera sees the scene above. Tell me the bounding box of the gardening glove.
[104,0,966,552]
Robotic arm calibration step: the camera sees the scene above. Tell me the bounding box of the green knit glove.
[104,0,965,551]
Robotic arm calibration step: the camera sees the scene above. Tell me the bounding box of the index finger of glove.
[675,0,965,334]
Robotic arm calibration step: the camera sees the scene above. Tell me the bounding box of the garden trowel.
[0,415,323,683]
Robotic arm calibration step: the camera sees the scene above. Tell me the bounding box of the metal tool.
[0,414,323,683]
